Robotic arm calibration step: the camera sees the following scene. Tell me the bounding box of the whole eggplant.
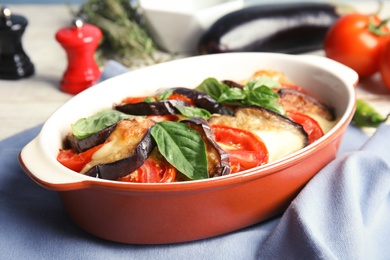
[198,2,345,54]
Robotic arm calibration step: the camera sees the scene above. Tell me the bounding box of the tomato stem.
[368,15,390,36]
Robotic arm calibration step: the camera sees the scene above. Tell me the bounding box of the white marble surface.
[1,2,390,141]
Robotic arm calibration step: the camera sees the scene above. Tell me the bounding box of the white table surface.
[1,2,390,141]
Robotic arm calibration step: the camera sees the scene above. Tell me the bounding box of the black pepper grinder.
[0,6,34,80]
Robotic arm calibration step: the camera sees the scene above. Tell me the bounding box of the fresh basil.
[157,90,173,100]
[143,96,157,102]
[71,109,133,139]
[242,77,285,114]
[195,77,228,100]
[196,76,285,114]
[175,105,211,119]
[151,121,209,180]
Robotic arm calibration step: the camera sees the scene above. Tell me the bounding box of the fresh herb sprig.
[195,76,285,114]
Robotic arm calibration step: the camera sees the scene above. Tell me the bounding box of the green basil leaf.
[243,80,285,115]
[195,77,228,100]
[247,76,282,90]
[196,75,284,114]
[143,96,157,102]
[71,109,133,139]
[244,85,279,103]
[151,121,208,180]
[217,87,245,103]
[175,105,211,119]
[157,90,173,100]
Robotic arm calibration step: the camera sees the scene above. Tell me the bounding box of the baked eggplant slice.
[208,106,308,162]
[278,88,335,121]
[82,117,156,180]
[172,87,232,115]
[182,117,231,177]
[65,123,117,153]
[115,99,188,115]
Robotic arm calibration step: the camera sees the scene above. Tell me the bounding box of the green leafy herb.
[195,78,229,100]
[352,99,389,128]
[157,90,173,100]
[71,109,133,139]
[143,96,156,102]
[175,106,212,119]
[196,76,285,114]
[150,121,209,180]
[242,77,285,114]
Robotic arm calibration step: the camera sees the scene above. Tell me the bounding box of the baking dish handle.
[299,54,359,87]
[19,137,89,191]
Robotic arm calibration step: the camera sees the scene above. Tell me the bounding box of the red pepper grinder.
[55,18,102,95]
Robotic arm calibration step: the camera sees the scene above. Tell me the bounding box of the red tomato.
[167,93,195,105]
[324,13,390,77]
[117,151,176,183]
[122,96,156,104]
[57,144,103,172]
[287,111,324,145]
[380,40,390,90]
[212,125,268,173]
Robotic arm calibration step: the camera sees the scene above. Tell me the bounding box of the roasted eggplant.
[199,2,345,54]
[82,117,155,180]
[208,106,308,162]
[65,123,117,153]
[182,117,231,177]
[173,87,232,115]
[115,99,188,116]
[278,88,335,121]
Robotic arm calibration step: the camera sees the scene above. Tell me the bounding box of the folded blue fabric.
[258,124,390,260]
[1,61,389,259]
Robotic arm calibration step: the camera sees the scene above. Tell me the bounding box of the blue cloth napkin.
[1,62,389,259]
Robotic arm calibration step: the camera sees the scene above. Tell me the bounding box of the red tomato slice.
[57,144,103,172]
[211,125,268,173]
[122,96,157,104]
[117,151,176,183]
[287,111,324,145]
[167,93,195,105]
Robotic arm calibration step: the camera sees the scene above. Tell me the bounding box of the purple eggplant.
[221,80,244,89]
[115,99,189,116]
[83,129,156,180]
[65,123,117,153]
[278,88,335,121]
[199,2,344,54]
[182,117,231,177]
[80,117,156,180]
[173,87,233,115]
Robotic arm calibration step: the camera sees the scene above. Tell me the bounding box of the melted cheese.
[253,129,304,162]
[306,113,338,135]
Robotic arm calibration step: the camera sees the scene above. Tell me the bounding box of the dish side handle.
[299,55,359,87]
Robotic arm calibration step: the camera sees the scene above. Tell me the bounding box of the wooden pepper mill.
[0,6,35,80]
[55,18,102,95]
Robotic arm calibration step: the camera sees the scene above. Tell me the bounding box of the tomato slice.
[57,144,103,172]
[122,96,157,104]
[287,111,324,145]
[117,150,177,183]
[211,125,268,173]
[167,93,195,106]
